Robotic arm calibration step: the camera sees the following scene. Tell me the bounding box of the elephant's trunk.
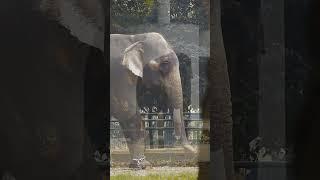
[163,59,188,144]
[164,59,185,134]
[170,80,186,142]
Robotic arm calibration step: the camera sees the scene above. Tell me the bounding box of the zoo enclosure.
[110,112,209,150]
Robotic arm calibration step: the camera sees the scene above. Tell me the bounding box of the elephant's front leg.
[118,114,151,169]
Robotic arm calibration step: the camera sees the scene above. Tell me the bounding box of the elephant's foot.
[183,144,197,154]
[174,136,197,154]
[128,156,152,170]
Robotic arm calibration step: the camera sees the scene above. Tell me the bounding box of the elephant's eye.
[159,60,170,75]
[162,60,169,64]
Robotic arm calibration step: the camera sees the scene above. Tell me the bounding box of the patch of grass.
[111,172,198,180]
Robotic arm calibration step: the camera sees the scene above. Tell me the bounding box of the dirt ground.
[110,166,199,177]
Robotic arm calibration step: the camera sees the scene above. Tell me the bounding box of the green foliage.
[144,0,155,8]
[170,0,208,29]
[112,0,153,16]
[111,0,155,28]
[111,0,209,32]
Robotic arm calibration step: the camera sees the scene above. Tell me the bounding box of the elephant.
[110,33,197,168]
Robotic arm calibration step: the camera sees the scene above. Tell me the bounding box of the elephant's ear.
[39,0,105,51]
[122,41,144,78]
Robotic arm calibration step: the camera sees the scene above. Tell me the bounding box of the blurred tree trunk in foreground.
[199,0,234,179]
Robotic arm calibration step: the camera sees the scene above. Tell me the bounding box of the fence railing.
[110,112,209,150]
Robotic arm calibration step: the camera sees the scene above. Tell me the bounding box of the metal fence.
[110,112,208,150]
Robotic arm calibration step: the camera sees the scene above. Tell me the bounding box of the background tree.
[221,0,261,161]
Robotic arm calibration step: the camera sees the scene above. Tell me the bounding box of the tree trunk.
[157,0,170,25]
[258,0,286,179]
[259,0,286,150]
[199,0,234,180]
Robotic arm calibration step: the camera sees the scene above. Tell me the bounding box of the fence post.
[151,112,159,149]
[158,112,165,148]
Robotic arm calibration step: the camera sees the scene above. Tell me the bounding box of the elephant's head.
[121,33,182,108]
